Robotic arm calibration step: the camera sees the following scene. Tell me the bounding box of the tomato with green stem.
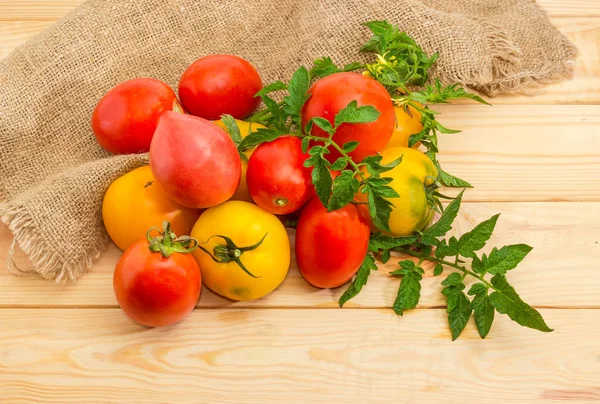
[113,222,201,327]
[190,201,290,301]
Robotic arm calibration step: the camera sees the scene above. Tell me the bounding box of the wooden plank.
[0,308,597,403]
[1,202,598,308]
[0,0,598,21]
[436,104,600,202]
[1,17,598,104]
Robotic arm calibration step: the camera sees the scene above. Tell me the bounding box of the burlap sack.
[0,0,577,283]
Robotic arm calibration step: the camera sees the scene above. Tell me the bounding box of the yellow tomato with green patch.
[213,119,266,202]
[360,147,438,236]
[190,201,290,301]
[384,104,423,149]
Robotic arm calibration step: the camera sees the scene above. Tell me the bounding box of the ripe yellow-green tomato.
[102,166,201,251]
[190,201,290,301]
[384,105,423,149]
[213,119,266,202]
[359,147,438,236]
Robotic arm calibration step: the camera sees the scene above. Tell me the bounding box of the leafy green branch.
[340,192,552,340]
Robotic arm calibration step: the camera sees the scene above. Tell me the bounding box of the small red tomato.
[300,72,395,163]
[178,54,263,120]
[247,136,312,215]
[92,78,182,154]
[295,197,371,288]
[150,111,241,209]
[113,222,201,327]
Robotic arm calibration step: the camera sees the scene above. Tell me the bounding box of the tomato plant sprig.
[241,18,552,340]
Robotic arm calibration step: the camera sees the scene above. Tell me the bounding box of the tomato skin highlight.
[113,239,201,327]
[92,78,181,154]
[149,111,241,209]
[300,72,395,163]
[247,136,312,215]
[178,54,263,120]
[102,166,201,251]
[295,197,371,289]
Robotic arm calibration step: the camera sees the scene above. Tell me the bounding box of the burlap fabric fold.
[0,0,577,282]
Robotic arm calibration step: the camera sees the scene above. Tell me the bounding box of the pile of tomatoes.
[94,54,431,327]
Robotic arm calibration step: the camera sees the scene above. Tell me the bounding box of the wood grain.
[2,202,598,309]
[0,308,597,404]
[1,16,598,104]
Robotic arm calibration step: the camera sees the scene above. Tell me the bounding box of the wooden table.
[1,1,599,403]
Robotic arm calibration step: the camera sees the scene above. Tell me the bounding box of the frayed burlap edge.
[0,201,109,283]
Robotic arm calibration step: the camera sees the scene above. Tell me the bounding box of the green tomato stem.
[396,247,494,290]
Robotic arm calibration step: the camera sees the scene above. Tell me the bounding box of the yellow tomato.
[213,119,266,202]
[385,104,423,149]
[360,147,438,236]
[190,201,290,301]
[102,166,201,251]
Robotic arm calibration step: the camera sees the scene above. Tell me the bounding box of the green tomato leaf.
[301,137,310,154]
[310,153,333,207]
[423,190,463,238]
[441,272,462,286]
[219,114,243,146]
[390,260,416,275]
[310,57,340,79]
[368,233,418,252]
[283,66,311,126]
[442,283,472,340]
[328,170,360,211]
[433,264,443,276]
[434,161,473,188]
[456,214,500,258]
[342,141,360,153]
[254,81,287,97]
[489,275,553,332]
[484,244,534,275]
[330,158,349,171]
[469,283,494,338]
[309,117,334,135]
[339,254,378,307]
[380,249,391,264]
[362,155,402,177]
[392,269,422,316]
[333,100,380,128]
[363,181,395,232]
[238,128,284,151]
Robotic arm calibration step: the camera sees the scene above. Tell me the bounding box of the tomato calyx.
[146,221,198,258]
[198,234,267,278]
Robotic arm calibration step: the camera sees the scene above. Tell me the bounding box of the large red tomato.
[113,222,201,327]
[246,136,312,215]
[295,197,371,289]
[149,111,241,209]
[300,72,395,163]
[92,78,182,154]
[178,54,263,120]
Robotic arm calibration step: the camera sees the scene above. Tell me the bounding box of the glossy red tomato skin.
[149,111,241,209]
[295,197,371,289]
[113,240,201,327]
[178,54,263,120]
[247,136,312,215]
[300,72,395,163]
[92,78,182,154]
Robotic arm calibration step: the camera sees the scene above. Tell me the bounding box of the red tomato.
[92,78,182,154]
[149,111,241,209]
[246,136,312,215]
[300,72,395,163]
[295,197,371,288]
[113,223,201,327]
[178,54,263,120]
